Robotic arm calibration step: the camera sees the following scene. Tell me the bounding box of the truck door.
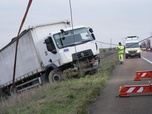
[44,37,60,66]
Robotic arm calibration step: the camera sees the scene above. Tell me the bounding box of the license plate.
[131,54,135,56]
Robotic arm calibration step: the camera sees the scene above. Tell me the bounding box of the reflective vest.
[118,45,124,54]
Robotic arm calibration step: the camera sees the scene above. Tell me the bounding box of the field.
[0,49,118,114]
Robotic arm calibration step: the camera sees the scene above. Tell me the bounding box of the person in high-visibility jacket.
[117,42,125,64]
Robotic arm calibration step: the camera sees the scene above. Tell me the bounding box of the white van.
[125,36,141,59]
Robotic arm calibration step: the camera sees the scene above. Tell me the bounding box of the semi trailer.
[0,20,100,94]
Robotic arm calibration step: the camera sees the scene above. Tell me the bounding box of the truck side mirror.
[88,28,95,40]
[44,37,57,54]
[89,28,93,33]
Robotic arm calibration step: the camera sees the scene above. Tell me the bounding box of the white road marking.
[141,56,152,64]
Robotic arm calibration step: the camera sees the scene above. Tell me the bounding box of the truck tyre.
[48,69,63,82]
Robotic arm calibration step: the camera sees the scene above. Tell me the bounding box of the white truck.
[146,37,152,51]
[125,36,141,58]
[0,20,100,94]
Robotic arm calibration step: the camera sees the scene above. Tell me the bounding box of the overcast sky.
[0,0,152,49]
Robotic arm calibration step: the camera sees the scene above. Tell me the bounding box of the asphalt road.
[89,51,152,114]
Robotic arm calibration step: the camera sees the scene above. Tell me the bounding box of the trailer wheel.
[48,69,63,82]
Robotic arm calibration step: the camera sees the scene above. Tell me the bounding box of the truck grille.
[72,49,93,60]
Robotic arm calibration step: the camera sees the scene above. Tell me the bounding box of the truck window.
[53,27,94,49]
[44,37,57,54]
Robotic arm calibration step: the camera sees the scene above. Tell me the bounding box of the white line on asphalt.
[141,56,152,64]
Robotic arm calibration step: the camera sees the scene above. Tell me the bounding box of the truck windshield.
[53,27,94,49]
[126,43,139,48]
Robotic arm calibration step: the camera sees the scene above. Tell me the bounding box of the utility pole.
[12,0,33,93]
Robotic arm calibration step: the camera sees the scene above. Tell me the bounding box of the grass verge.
[0,53,118,114]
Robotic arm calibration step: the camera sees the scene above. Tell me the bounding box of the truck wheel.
[48,69,63,82]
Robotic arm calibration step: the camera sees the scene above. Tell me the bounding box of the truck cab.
[44,26,100,82]
[125,36,141,59]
